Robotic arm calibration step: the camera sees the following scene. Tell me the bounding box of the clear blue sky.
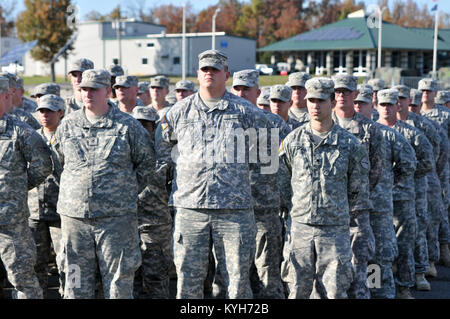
[12,0,450,21]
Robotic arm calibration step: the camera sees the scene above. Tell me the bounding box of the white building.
[22,20,256,77]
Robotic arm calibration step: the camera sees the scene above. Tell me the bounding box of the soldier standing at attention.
[419,79,450,274]
[230,69,290,299]
[28,94,65,298]
[175,80,196,102]
[150,76,171,119]
[269,85,302,130]
[155,50,269,299]
[353,85,415,299]
[367,78,386,121]
[256,87,271,112]
[113,75,140,114]
[377,88,433,299]
[279,77,371,299]
[332,74,383,299]
[131,106,173,299]
[286,72,311,125]
[138,82,151,106]
[0,76,53,298]
[65,58,94,115]
[54,69,155,299]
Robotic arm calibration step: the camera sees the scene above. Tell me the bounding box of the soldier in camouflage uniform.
[138,82,151,106]
[54,69,156,299]
[175,80,196,102]
[256,87,271,112]
[396,85,445,290]
[1,72,40,130]
[418,79,450,273]
[367,78,386,121]
[155,50,270,299]
[113,75,140,114]
[150,76,171,119]
[280,77,372,299]
[28,94,65,298]
[229,69,290,298]
[107,63,124,102]
[0,77,53,299]
[31,83,61,102]
[436,91,450,108]
[65,58,94,115]
[354,85,409,299]
[286,72,311,125]
[332,74,382,299]
[270,85,302,130]
[378,88,434,298]
[14,76,38,114]
[131,106,173,299]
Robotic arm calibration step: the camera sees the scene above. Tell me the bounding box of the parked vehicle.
[255,64,274,75]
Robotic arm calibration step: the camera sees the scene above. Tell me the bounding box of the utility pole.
[182,4,186,80]
[113,19,124,65]
[212,7,220,50]
[432,6,439,79]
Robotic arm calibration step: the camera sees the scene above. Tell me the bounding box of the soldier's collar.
[194,92,230,112]
[305,122,339,145]
[80,103,115,129]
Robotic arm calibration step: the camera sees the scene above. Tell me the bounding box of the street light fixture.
[212,7,220,50]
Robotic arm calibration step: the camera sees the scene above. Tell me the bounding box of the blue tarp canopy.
[0,40,37,65]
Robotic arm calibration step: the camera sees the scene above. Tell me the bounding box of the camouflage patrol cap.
[232,69,259,88]
[270,85,292,102]
[355,84,373,103]
[138,81,150,94]
[285,72,311,88]
[107,64,125,77]
[175,80,195,91]
[150,75,169,88]
[409,89,422,106]
[435,90,450,105]
[305,77,334,100]
[68,58,94,74]
[31,82,61,98]
[166,91,177,105]
[131,106,158,122]
[256,87,270,106]
[332,74,358,91]
[377,89,398,105]
[15,76,24,88]
[0,72,19,89]
[392,85,410,99]
[367,78,386,91]
[36,94,65,112]
[198,49,228,71]
[113,75,139,89]
[0,76,9,93]
[80,69,111,89]
[418,78,438,92]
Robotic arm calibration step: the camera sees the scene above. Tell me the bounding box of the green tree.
[16,0,75,81]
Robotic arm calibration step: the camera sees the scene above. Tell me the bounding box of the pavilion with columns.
[258,9,450,78]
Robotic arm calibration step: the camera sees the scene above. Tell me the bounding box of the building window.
[142,58,148,65]
[113,58,119,65]
[146,43,154,48]
[173,57,180,65]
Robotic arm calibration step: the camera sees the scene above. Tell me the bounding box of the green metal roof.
[258,17,450,52]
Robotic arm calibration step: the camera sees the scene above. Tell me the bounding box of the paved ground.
[2,263,449,299]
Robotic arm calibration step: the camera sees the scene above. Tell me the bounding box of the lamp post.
[182,4,186,80]
[377,6,387,69]
[432,7,439,79]
[212,7,220,50]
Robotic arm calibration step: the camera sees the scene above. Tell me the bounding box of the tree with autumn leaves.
[16,0,75,81]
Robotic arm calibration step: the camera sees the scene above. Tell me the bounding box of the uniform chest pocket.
[98,132,130,163]
[222,114,244,130]
[63,137,86,164]
[322,149,347,177]
[0,139,15,168]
